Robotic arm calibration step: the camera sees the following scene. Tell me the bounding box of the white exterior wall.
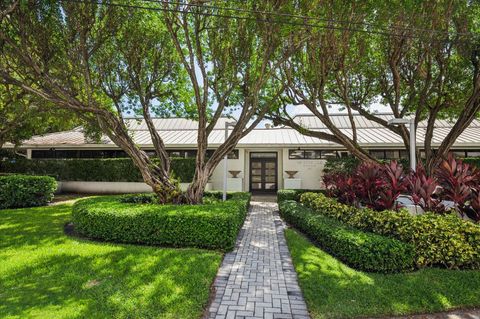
[209,149,246,191]
[281,148,325,190]
[57,181,212,194]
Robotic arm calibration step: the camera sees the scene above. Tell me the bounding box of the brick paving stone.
[206,202,310,319]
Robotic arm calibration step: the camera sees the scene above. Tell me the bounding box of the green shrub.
[0,157,196,182]
[300,192,480,269]
[463,157,480,168]
[277,189,325,203]
[72,192,251,250]
[323,156,360,174]
[279,200,415,273]
[0,174,57,209]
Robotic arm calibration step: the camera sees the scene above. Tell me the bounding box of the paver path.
[206,202,310,319]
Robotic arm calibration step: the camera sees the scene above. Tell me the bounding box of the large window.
[368,150,397,160]
[289,149,323,160]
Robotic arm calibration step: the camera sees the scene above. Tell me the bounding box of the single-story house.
[4,113,480,193]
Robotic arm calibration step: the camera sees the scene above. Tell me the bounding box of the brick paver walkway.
[206,202,310,319]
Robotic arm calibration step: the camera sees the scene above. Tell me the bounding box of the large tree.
[0,0,296,203]
[162,1,300,202]
[268,0,480,172]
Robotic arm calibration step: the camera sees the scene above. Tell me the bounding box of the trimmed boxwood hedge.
[0,174,57,209]
[277,189,326,203]
[300,192,480,269]
[279,200,415,273]
[0,157,195,182]
[72,192,250,250]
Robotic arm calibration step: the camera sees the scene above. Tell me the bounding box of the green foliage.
[300,192,480,269]
[0,203,221,318]
[323,156,361,174]
[0,174,57,209]
[279,200,415,273]
[72,193,251,250]
[463,157,480,168]
[0,157,196,182]
[277,189,325,203]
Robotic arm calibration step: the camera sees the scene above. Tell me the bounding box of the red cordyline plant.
[466,189,480,222]
[355,162,384,209]
[322,172,358,206]
[407,164,445,214]
[377,160,409,211]
[435,154,480,221]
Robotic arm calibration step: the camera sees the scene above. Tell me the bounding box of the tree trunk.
[185,166,211,204]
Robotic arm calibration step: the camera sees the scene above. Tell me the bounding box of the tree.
[267,0,480,172]
[0,0,297,203]
[162,1,300,203]
[0,1,187,203]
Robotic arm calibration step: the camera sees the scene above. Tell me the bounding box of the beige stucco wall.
[209,149,246,191]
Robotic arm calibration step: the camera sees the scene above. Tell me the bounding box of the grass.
[0,203,222,319]
[285,228,480,319]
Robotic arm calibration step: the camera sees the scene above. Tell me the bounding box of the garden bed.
[72,192,250,250]
[297,192,480,269]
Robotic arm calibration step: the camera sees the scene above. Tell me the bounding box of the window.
[288,149,323,160]
[368,150,398,160]
[466,151,480,157]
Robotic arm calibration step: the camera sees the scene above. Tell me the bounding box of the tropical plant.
[435,154,480,214]
[407,165,445,214]
[323,172,357,206]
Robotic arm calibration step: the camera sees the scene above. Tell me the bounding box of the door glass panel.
[265,169,276,175]
[251,152,277,158]
[265,183,276,189]
[251,183,262,189]
[252,162,262,168]
[251,169,262,175]
[265,162,276,169]
[252,176,261,182]
[266,176,276,182]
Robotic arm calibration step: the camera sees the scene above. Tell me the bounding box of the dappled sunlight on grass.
[0,204,222,319]
[285,229,480,319]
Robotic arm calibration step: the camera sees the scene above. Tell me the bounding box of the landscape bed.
[0,203,222,319]
[72,192,251,250]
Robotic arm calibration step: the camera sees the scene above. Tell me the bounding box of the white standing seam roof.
[12,114,480,149]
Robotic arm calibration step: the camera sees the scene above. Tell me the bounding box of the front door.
[249,152,278,193]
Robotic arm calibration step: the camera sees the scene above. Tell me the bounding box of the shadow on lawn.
[0,204,221,318]
[287,230,480,319]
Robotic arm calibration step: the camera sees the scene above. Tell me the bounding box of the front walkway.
[206,202,309,319]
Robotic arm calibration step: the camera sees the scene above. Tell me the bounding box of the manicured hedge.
[0,174,57,209]
[279,200,415,273]
[72,192,250,250]
[277,189,326,203]
[0,157,195,182]
[300,192,480,269]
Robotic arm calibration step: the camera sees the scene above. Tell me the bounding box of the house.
[5,113,480,193]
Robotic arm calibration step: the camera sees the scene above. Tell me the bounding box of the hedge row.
[277,189,326,204]
[72,192,251,250]
[0,157,195,182]
[279,200,415,273]
[300,192,480,269]
[0,174,57,209]
[463,157,480,168]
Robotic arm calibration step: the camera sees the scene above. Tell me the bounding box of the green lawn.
[0,203,222,319]
[285,228,480,319]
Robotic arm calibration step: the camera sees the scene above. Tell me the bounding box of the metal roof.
[12,114,480,149]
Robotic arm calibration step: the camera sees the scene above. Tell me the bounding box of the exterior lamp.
[223,121,237,201]
[387,118,416,172]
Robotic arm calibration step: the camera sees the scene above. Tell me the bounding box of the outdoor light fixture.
[387,118,416,171]
[223,121,237,201]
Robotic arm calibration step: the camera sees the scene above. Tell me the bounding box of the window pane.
[304,150,322,159]
[289,150,304,159]
[369,150,385,159]
[227,150,239,159]
[384,150,396,159]
[466,151,480,157]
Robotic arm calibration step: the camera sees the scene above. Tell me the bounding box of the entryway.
[249,152,278,193]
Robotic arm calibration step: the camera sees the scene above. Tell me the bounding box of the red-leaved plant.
[406,164,446,214]
[323,172,358,206]
[435,154,480,215]
[377,160,409,211]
